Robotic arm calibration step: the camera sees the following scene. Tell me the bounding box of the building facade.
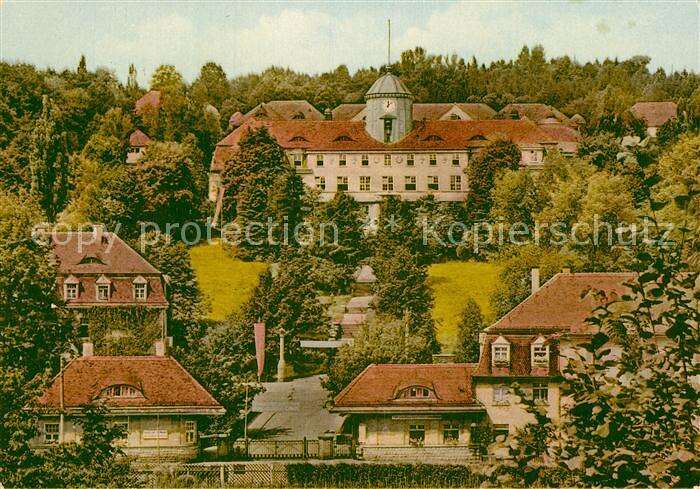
[209,72,578,215]
[331,363,487,462]
[49,230,169,345]
[332,271,676,458]
[32,349,225,461]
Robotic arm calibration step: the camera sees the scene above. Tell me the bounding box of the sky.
[1,1,698,86]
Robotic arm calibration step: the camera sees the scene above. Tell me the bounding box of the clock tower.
[364,72,413,143]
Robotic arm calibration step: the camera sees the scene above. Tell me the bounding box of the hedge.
[286,463,485,488]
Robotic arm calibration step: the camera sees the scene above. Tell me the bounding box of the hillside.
[427,261,501,352]
[189,242,267,321]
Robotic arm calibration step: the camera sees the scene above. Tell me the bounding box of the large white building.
[209,72,580,216]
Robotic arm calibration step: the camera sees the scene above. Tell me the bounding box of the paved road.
[247,375,345,440]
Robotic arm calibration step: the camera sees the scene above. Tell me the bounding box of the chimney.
[154,339,166,357]
[531,268,540,294]
[324,108,332,120]
[82,342,93,357]
[562,267,571,274]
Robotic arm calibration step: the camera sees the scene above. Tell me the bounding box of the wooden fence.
[228,437,355,460]
[138,462,288,488]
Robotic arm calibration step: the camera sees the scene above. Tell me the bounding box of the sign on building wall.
[142,429,168,439]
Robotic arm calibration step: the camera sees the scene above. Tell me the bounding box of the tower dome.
[365,72,413,100]
[364,72,413,142]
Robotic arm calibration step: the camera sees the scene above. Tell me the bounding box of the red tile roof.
[245,100,323,122]
[332,363,482,411]
[210,119,558,171]
[134,90,161,114]
[499,103,568,123]
[474,334,561,378]
[331,104,366,121]
[129,129,151,147]
[630,101,678,127]
[331,103,496,122]
[538,122,580,153]
[51,232,160,275]
[488,272,636,334]
[37,356,224,414]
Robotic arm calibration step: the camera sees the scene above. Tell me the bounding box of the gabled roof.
[134,90,161,114]
[246,100,323,121]
[37,356,224,414]
[331,103,496,122]
[331,104,366,121]
[346,295,375,311]
[128,129,151,147]
[333,363,482,411]
[487,272,636,334]
[354,265,377,284]
[499,103,569,123]
[51,232,160,275]
[630,101,677,127]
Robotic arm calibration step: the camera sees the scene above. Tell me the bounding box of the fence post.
[245,437,250,459]
[219,465,225,488]
[303,437,307,459]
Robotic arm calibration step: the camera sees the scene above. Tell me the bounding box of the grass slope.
[428,261,501,352]
[189,242,267,321]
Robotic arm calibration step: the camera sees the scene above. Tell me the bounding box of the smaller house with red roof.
[126,129,151,163]
[134,90,161,116]
[630,101,678,137]
[50,230,169,347]
[331,363,486,462]
[472,270,649,436]
[31,345,224,460]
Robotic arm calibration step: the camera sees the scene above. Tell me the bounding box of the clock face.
[384,100,396,113]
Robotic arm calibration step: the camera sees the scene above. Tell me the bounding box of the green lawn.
[428,261,501,352]
[189,242,267,321]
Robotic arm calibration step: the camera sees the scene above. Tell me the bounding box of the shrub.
[286,463,485,488]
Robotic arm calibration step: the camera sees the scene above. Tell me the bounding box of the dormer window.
[408,386,430,398]
[492,336,510,365]
[424,134,443,142]
[96,275,111,301]
[290,135,308,143]
[531,336,550,367]
[133,276,148,301]
[334,135,354,142]
[101,384,143,399]
[397,385,435,400]
[63,275,79,300]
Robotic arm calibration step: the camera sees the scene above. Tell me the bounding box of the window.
[407,154,415,166]
[493,385,510,405]
[452,154,460,166]
[339,154,347,166]
[429,154,437,166]
[408,386,430,398]
[493,424,510,441]
[185,420,197,444]
[383,119,393,143]
[44,423,59,444]
[408,424,425,446]
[360,176,371,192]
[384,154,391,166]
[449,113,461,120]
[316,155,324,167]
[405,176,416,191]
[293,154,303,167]
[443,423,460,444]
[103,385,142,398]
[361,154,369,166]
[337,176,348,191]
[450,175,462,191]
[492,337,510,364]
[97,284,110,301]
[315,176,326,190]
[64,283,78,300]
[134,283,147,301]
[531,339,549,367]
[427,176,439,190]
[382,176,394,191]
[533,383,549,404]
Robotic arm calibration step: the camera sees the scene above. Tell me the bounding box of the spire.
[387,19,391,66]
